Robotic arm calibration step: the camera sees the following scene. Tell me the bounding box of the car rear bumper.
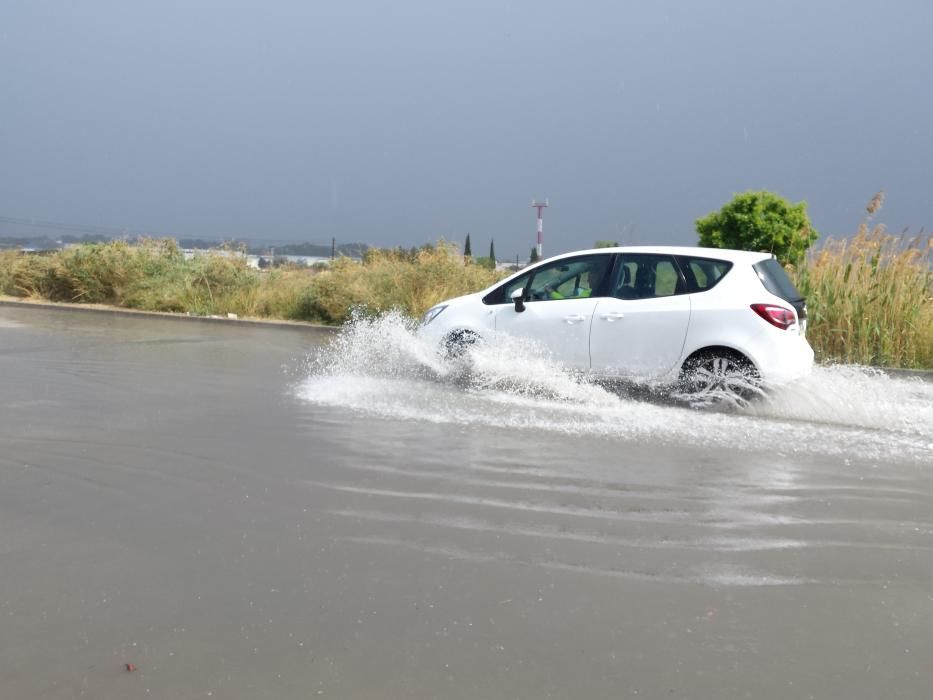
[747,328,815,385]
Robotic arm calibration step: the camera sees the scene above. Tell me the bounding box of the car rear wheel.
[677,349,763,408]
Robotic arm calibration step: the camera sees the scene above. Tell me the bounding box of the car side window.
[612,254,684,300]
[525,255,612,302]
[674,256,733,293]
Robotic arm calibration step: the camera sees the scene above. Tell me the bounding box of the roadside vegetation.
[791,228,932,369]
[696,190,819,266]
[1,207,930,368]
[0,239,504,325]
[697,190,931,369]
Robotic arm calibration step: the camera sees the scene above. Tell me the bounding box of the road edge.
[0,296,340,334]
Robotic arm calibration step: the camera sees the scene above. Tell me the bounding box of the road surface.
[1,304,931,699]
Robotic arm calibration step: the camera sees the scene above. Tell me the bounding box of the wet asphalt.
[1,304,932,699]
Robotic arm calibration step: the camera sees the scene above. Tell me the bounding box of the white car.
[420,246,814,403]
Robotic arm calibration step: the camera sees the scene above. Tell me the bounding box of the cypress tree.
[464,233,472,258]
[489,239,496,262]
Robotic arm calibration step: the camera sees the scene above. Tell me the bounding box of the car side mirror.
[511,288,525,313]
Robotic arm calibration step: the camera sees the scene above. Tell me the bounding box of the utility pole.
[531,199,549,259]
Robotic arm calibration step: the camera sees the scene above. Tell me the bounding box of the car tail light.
[751,303,796,330]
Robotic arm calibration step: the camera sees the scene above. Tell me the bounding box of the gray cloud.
[1,0,931,258]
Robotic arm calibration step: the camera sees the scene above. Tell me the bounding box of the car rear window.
[674,256,733,293]
[753,258,803,302]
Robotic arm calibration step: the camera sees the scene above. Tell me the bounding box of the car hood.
[436,291,485,308]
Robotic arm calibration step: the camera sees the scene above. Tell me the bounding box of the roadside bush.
[52,240,139,302]
[124,245,259,316]
[0,239,505,326]
[305,244,505,323]
[0,250,18,294]
[697,190,819,265]
[1,239,185,303]
[7,253,61,298]
[792,228,932,368]
[252,269,318,320]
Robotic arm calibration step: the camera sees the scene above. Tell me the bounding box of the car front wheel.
[443,329,480,361]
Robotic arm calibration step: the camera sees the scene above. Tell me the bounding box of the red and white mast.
[531,199,548,258]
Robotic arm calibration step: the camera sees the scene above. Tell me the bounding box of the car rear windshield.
[753,258,803,302]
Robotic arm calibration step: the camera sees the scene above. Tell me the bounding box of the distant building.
[182,248,246,261]
[245,254,333,270]
[280,254,333,267]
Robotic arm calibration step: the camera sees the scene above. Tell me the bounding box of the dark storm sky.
[2,0,931,258]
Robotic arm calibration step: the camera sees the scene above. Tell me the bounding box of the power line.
[0,214,173,239]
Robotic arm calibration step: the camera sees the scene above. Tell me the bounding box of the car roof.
[480,245,776,296]
[545,246,774,265]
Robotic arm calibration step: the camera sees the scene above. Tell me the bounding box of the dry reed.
[792,227,932,368]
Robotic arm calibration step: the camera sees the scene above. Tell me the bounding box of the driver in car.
[546,268,602,299]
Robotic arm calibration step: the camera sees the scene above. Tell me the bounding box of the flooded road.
[1,305,932,699]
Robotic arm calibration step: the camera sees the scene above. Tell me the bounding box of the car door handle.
[562,314,586,324]
[598,312,625,322]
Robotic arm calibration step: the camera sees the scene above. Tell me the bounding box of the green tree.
[463,233,472,258]
[474,256,496,270]
[489,239,496,262]
[695,190,818,265]
[594,240,619,248]
[530,247,540,263]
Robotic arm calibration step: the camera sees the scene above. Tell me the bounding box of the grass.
[791,227,932,368]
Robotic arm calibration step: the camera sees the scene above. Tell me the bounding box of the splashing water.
[296,313,933,462]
